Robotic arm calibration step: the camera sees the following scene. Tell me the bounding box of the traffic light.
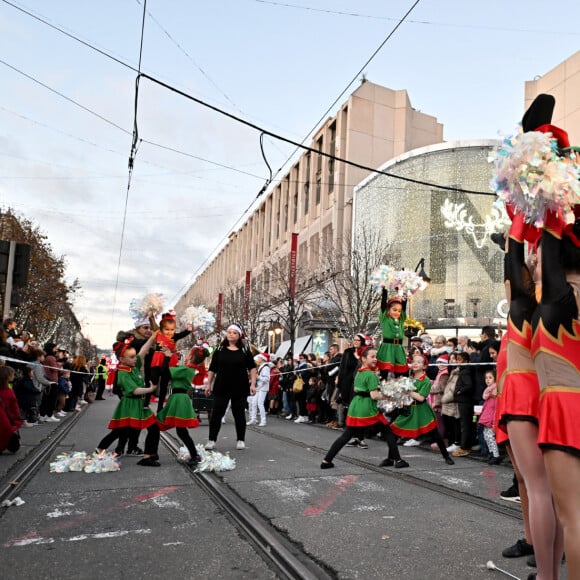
[13,243,30,287]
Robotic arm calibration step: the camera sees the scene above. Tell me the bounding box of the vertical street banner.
[244,270,251,321]
[216,293,223,331]
[289,232,298,299]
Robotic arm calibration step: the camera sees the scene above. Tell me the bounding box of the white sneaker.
[75,406,82,411]
[204,440,216,450]
[56,411,67,417]
[38,415,48,422]
[403,439,421,447]
[79,400,88,406]
[446,444,460,453]
[246,420,257,425]
[259,421,267,427]
[285,414,293,420]
[236,441,245,450]
[22,421,37,428]
[46,416,60,422]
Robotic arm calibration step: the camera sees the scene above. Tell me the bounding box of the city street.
[1,397,561,580]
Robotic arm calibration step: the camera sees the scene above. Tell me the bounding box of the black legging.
[176,427,197,459]
[457,402,474,450]
[324,422,401,463]
[98,423,159,456]
[421,427,453,460]
[39,383,58,417]
[150,364,171,413]
[209,395,246,442]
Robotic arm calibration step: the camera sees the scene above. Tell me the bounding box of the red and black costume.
[531,209,580,456]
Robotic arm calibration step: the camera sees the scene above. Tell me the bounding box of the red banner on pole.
[244,270,251,321]
[216,293,223,331]
[289,233,298,299]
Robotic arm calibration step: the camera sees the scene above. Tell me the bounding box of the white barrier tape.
[0,354,94,376]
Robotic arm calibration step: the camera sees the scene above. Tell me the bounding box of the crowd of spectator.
[259,326,502,467]
[0,319,98,453]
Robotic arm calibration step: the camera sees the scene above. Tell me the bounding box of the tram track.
[245,425,523,522]
[160,431,335,580]
[0,410,86,505]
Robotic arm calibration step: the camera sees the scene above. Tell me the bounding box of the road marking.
[7,529,151,547]
[303,475,358,516]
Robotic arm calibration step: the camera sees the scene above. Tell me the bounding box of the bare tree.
[261,260,321,356]
[319,225,397,339]
[0,208,95,354]
[219,278,269,350]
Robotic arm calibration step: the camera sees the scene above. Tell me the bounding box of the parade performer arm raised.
[376,290,408,379]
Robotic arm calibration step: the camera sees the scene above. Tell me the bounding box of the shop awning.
[273,335,312,359]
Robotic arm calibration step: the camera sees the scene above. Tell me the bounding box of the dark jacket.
[454,365,474,404]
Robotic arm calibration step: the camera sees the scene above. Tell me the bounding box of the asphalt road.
[0,398,566,580]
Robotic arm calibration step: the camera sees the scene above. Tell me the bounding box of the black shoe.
[346,438,361,447]
[137,457,160,467]
[379,458,394,467]
[126,447,144,456]
[500,482,520,502]
[526,555,536,567]
[527,574,536,580]
[445,457,455,465]
[187,455,202,466]
[488,456,502,465]
[320,461,334,469]
[502,538,534,558]
[394,460,409,469]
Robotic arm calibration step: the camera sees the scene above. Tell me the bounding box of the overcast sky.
[1,0,579,348]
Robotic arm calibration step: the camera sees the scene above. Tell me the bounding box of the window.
[304,152,311,215]
[328,122,336,193]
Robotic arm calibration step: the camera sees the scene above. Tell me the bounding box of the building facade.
[353,140,509,330]
[175,81,443,315]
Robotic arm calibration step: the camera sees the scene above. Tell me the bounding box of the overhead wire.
[258,0,423,192]
[111,0,147,328]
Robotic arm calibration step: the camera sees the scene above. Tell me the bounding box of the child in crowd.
[55,370,71,418]
[429,354,449,438]
[441,352,461,453]
[150,311,191,413]
[376,292,408,379]
[479,369,501,465]
[391,354,454,465]
[450,351,475,457]
[305,375,319,424]
[321,347,407,470]
[0,366,22,454]
[156,366,201,466]
[96,333,160,466]
[247,353,270,427]
[14,365,40,426]
[267,358,282,415]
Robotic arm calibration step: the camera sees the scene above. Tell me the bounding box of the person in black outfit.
[451,351,475,457]
[204,324,256,450]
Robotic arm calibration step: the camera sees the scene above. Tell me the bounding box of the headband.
[227,324,243,336]
[113,336,134,358]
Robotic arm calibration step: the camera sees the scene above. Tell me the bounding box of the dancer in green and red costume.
[376,291,408,380]
[321,347,407,470]
[157,366,201,466]
[391,354,454,465]
[96,332,161,467]
[150,311,191,413]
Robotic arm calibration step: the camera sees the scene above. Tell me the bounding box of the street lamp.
[267,321,283,354]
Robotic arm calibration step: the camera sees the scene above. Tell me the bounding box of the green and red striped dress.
[346,368,388,428]
[108,360,156,430]
[157,366,199,430]
[391,373,437,438]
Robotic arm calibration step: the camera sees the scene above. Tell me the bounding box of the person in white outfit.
[247,353,271,427]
